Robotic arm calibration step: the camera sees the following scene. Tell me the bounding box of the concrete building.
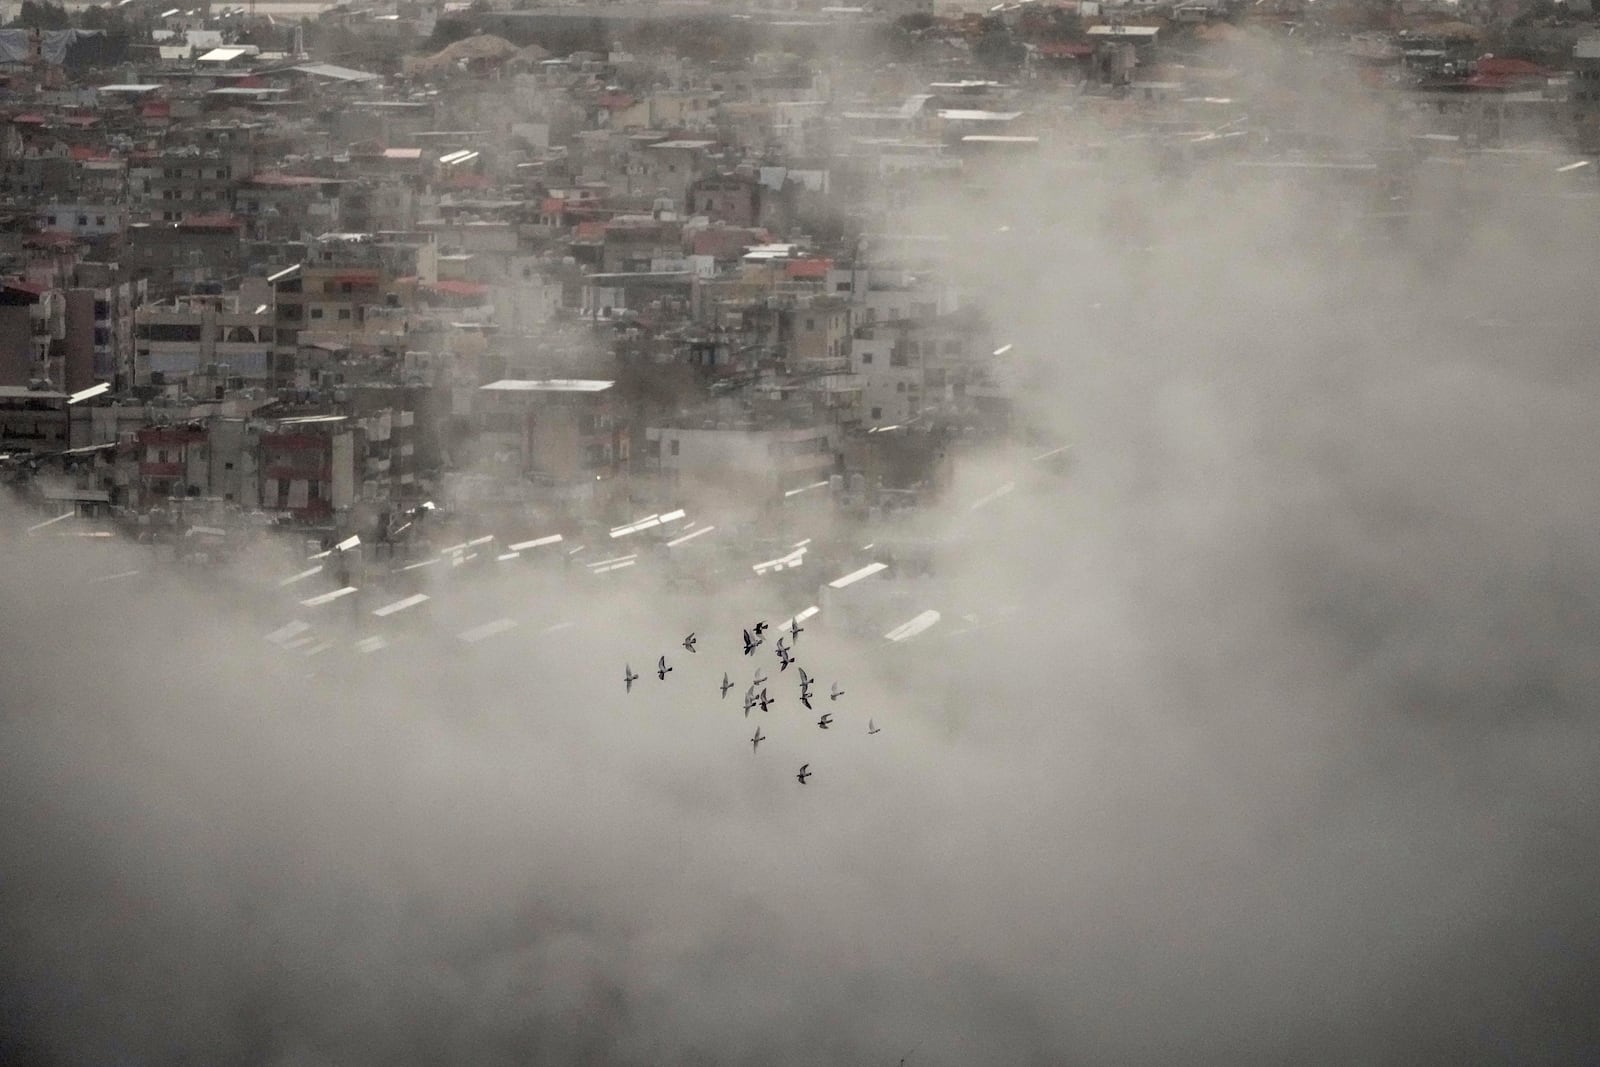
[0,383,71,454]
[134,291,273,389]
[38,202,125,239]
[644,418,837,501]
[256,412,358,522]
[476,378,628,483]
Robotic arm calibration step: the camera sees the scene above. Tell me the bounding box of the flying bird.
[720,672,733,699]
[796,763,811,784]
[624,664,638,692]
[758,688,775,713]
[830,682,843,701]
[797,666,812,690]
[817,713,832,730]
[752,668,768,688]
[868,719,881,735]
[683,632,697,653]
[657,655,671,681]
[742,688,757,717]
[800,692,813,711]
[789,618,804,642]
[754,621,769,636]
[751,727,764,753]
[743,629,761,656]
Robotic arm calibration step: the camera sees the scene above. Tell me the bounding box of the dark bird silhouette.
[751,727,764,753]
[796,763,811,784]
[683,632,697,653]
[720,672,733,699]
[754,621,769,636]
[817,713,833,730]
[789,618,804,642]
[776,643,793,671]
[800,692,813,711]
[624,665,638,692]
[743,629,760,656]
[758,688,775,713]
[656,655,671,681]
[797,666,812,690]
[868,719,881,735]
[830,682,843,701]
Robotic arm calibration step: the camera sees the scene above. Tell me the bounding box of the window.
[669,439,679,456]
[861,352,872,364]
[896,382,906,393]
[870,407,882,419]
[310,308,323,320]
[76,215,87,227]
[45,215,55,225]
[96,216,105,227]
[337,309,351,321]
[804,317,815,331]
[137,323,203,342]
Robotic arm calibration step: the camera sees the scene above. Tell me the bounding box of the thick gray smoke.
[7,69,1600,1067]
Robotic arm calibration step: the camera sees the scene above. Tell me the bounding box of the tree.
[78,5,128,33]
[10,1,71,29]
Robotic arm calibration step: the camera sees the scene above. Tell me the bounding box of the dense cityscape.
[4,0,1600,1062]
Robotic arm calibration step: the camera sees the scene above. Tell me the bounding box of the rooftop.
[481,379,615,393]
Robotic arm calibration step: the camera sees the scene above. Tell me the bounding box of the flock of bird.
[624,618,878,784]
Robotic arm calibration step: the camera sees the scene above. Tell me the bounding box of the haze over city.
[4,0,1600,1063]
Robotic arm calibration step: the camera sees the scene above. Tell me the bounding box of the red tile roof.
[784,257,831,280]
[691,227,770,258]
[1476,55,1554,78]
